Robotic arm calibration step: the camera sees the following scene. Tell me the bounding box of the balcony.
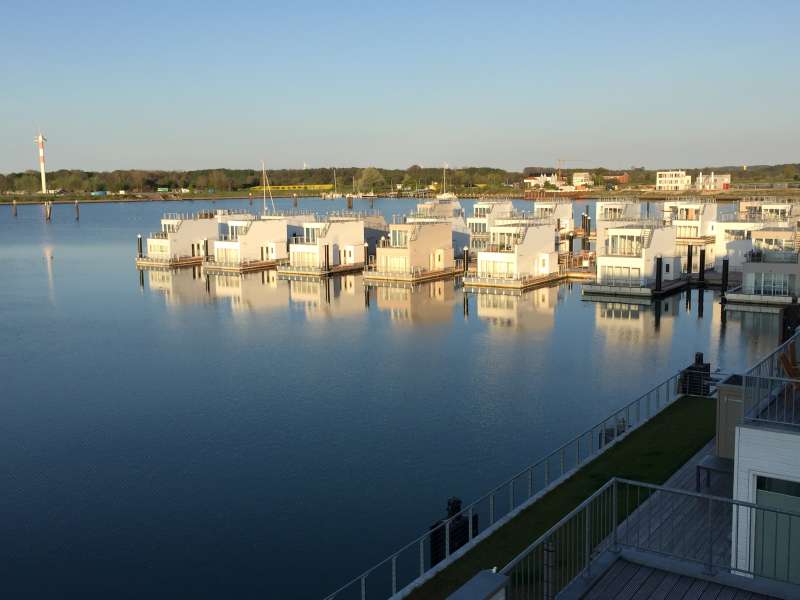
[289,236,320,245]
[149,231,170,239]
[745,250,799,264]
[483,243,517,253]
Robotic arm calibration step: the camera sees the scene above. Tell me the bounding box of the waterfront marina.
[0,197,788,599]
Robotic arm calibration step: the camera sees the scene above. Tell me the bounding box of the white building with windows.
[593,224,680,290]
[465,221,559,287]
[280,218,368,275]
[210,215,305,271]
[532,200,574,233]
[406,197,470,249]
[594,199,653,256]
[142,212,220,266]
[738,197,800,225]
[694,171,731,191]
[467,200,515,249]
[663,198,732,272]
[656,170,692,191]
[726,228,800,304]
[523,173,561,188]
[366,222,455,282]
[572,172,593,190]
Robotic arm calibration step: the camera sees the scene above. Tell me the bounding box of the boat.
[435,164,458,201]
[322,168,343,200]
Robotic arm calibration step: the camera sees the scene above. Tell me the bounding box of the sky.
[1,0,799,173]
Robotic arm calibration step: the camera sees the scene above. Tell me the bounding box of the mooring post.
[721,258,729,297]
[463,293,469,318]
[347,196,353,210]
[293,194,298,208]
[698,288,705,318]
[74,200,80,221]
[203,238,209,261]
[686,244,693,277]
[462,247,469,275]
[138,270,144,290]
[364,285,370,308]
[655,256,663,292]
[12,199,17,217]
[136,234,143,258]
[699,248,706,282]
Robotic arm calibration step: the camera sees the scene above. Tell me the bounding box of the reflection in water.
[472,286,561,329]
[146,266,209,305]
[372,280,456,323]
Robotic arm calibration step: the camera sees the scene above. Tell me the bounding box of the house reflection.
[145,266,210,305]
[208,270,290,313]
[473,285,561,329]
[372,279,456,323]
[287,274,365,319]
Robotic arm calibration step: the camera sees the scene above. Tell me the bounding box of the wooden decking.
[276,262,365,277]
[135,256,202,268]
[363,267,458,284]
[582,559,778,600]
[202,259,284,274]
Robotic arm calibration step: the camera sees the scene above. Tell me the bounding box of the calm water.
[0,198,782,599]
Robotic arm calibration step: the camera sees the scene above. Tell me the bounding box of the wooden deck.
[202,259,284,274]
[582,559,778,600]
[135,256,202,268]
[362,267,458,284]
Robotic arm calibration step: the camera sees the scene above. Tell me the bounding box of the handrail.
[323,372,683,600]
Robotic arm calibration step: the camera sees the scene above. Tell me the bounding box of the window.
[665,263,670,273]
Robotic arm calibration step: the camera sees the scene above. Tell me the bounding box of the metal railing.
[746,328,800,379]
[323,374,683,600]
[463,268,567,287]
[149,231,170,239]
[502,478,800,599]
[289,236,320,245]
[745,250,799,264]
[743,375,800,427]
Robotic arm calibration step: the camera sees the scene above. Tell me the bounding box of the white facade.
[595,225,679,287]
[532,200,574,232]
[738,198,800,224]
[475,223,559,280]
[288,219,366,270]
[732,424,800,579]
[656,170,692,191]
[467,200,515,244]
[373,222,454,275]
[594,200,652,256]
[146,214,219,260]
[406,198,470,249]
[694,171,731,191]
[572,172,593,190]
[212,217,304,265]
[714,219,765,271]
[523,173,560,188]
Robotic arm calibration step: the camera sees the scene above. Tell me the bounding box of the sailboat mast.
[262,160,275,213]
[261,160,267,213]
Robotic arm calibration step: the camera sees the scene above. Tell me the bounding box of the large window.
[745,272,792,296]
[391,230,409,247]
[601,265,642,286]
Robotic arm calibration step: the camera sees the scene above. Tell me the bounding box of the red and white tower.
[35,133,47,194]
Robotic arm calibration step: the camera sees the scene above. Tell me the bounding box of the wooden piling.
[75,200,80,221]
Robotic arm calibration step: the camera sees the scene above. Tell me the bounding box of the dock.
[582,278,689,299]
[363,266,460,285]
[202,258,286,274]
[276,262,365,278]
[135,256,203,269]
[464,269,593,293]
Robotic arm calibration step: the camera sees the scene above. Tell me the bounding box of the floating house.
[584,223,682,298]
[208,215,305,273]
[727,229,800,305]
[278,217,371,276]
[405,197,470,249]
[531,199,574,233]
[463,221,560,291]
[364,222,455,283]
[466,200,515,249]
[662,198,733,273]
[139,212,220,267]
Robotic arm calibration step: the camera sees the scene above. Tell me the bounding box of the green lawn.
[407,395,716,599]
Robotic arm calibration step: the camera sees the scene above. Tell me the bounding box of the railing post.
[509,481,514,512]
[543,539,555,600]
[612,479,619,552]
[419,539,425,577]
[445,519,450,559]
[560,448,565,477]
[391,555,397,594]
[704,496,715,575]
[584,503,592,577]
[360,575,366,600]
[468,506,473,542]
[528,468,533,498]
[490,493,495,525]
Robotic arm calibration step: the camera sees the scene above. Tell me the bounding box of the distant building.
[656,170,692,191]
[602,173,630,185]
[572,172,593,190]
[694,172,731,191]
[523,173,560,188]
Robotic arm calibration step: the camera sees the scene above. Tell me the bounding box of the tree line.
[1,163,798,194]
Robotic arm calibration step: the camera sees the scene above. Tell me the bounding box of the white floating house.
[366,222,455,283]
[406,197,470,249]
[586,223,681,297]
[738,197,800,225]
[141,212,220,266]
[662,198,733,273]
[532,199,574,233]
[463,221,559,290]
[594,199,653,255]
[279,218,369,276]
[467,200,515,249]
[209,215,306,272]
[727,228,800,305]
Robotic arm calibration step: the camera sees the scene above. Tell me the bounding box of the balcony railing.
[149,231,170,239]
[323,373,684,600]
[289,236,320,245]
[745,250,799,264]
[502,477,800,598]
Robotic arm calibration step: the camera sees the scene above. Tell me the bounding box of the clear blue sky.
[2,0,798,172]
